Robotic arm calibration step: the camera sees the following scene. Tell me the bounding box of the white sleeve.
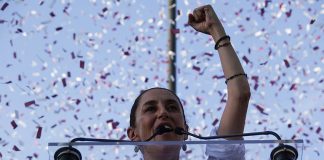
[205,127,245,160]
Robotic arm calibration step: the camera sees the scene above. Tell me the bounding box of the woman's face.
[128,88,187,141]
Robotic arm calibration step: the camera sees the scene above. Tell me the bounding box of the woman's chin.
[154,133,181,141]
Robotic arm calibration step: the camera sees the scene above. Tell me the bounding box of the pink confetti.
[11,120,17,129]
[36,127,42,139]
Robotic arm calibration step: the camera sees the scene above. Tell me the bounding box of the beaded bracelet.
[214,35,230,50]
[225,73,247,84]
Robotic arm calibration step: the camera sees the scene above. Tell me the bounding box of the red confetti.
[192,65,200,72]
[119,134,126,140]
[55,27,63,31]
[50,12,55,17]
[212,75,225,79]
[12,145,20,151]
[61,78,67,87]
[316,127,321,134]
[36,127,42,139]
[112,122,119,129]
[284,59,290,68]
[75,99,81,105]
[11,120,17,129]
[102,7,108,13]
[212,118,219,126]
[310,19,316,24]
[124,51,130,56]
[171,29,180,34]
[253,104,268,115]
[1,2,9,11]
[285,9,292,18]
[24,100,36,107]
[260,8,265,17]
[289,83,297,91]
[80,60,85,69]
[242,56,250,64]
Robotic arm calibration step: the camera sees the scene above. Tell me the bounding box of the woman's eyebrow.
[143,100,157,106]
[164,99,179,104]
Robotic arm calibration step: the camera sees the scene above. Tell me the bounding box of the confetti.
[12,145,20,151]
[1,2,9,11]
[310,19,315,24]
[36,127,42,139]
[11,120,17,129]
[55,27,63,31]
[49,12,55,17]
[80,60,85,69]
[24,100,36,107]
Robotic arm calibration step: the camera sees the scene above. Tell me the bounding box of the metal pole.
[168,0,176,92]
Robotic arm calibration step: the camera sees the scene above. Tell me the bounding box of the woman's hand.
[188,5,226,40]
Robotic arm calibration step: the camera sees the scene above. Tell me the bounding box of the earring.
[134,146,140,153]
[182,144,187,151]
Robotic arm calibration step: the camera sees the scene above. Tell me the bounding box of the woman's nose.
[157,104,169,119]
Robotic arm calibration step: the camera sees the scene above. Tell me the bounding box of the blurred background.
[0,0,323,159]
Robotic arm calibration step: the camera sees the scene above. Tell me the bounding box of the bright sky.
[0,0,323,159]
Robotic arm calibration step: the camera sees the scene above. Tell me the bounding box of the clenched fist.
[188,5,226,40]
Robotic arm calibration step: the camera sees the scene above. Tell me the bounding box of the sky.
[0,0,323,159]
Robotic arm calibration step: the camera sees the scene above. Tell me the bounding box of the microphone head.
[174,127,185,135]
[54,146,82,160]
[155,125,173,135]
[270,144,298,160]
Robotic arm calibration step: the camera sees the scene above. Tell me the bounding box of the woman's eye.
[168,104,178,111]
[145,106,156,112]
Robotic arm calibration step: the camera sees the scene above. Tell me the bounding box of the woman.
[127,4,250,160]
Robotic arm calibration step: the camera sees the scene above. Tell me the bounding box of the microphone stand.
[53,126,173,160]
[174,127,298,160]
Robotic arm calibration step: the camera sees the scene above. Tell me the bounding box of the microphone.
[54,137,131,160]
[145,125,174,141]
[54,146,82,160]
[174,127,298,160]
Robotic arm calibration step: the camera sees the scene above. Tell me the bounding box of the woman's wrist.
[209,25,226,42]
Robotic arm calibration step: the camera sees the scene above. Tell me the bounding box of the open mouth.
[155,123,174,135]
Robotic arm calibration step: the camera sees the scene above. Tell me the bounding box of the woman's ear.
[184,124,189,140]
[127,127,138,141]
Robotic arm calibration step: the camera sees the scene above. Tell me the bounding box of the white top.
[205,127,245,160]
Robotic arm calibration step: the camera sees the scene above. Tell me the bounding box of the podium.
[48,139,303,160]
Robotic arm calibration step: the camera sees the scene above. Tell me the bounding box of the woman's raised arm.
[188,5,250,139]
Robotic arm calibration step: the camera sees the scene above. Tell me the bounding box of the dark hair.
[129,87,188,128]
